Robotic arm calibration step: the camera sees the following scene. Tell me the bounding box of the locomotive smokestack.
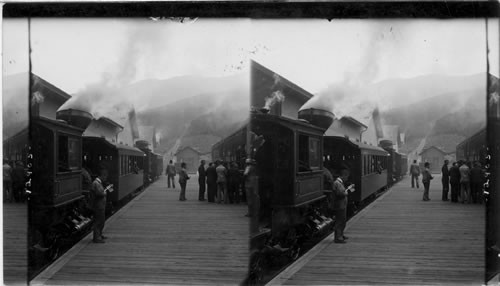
[379,139,394,150]
[56,108,93,130]
[298,108,335,131]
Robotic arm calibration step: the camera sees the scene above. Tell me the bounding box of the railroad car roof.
[456,127,486,148]
[84,136,145,154]
[252,112,326,133]
[34,116,86,133]
[325,135,389,155]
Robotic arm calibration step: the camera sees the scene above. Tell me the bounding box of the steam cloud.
[300,24,398,122]
[58,24,168,125]
[263,73,285,110]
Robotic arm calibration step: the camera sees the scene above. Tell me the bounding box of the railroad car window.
[126,156,129,174]
[298,134,310,172]
[369,156,373,174]
[364,155,367,175]
[58,135,81,172]
[309,137,320,169]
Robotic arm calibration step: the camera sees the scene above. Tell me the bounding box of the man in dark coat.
[165,160,176,189]
[422,162,434,201]
[410,160,420,189]
[441,160,450,201]
[227,162,242,204]
[206,162,217,203]
[92,167,112,243]
[198,160,206,201]
[470,162,484,204]
[332,168,354,244]
[449,162,461,203]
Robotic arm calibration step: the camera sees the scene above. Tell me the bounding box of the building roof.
[99,117,124,130]
[175,146,202,155]
[33,73,72,103]
[341,116,368,129]
[251,60,314,102]
[419,145,448,155]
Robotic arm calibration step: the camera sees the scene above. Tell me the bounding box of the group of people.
[443,160,485,204]
[3,159,26,203]
[165,159,244,204]
[409,159,485,203]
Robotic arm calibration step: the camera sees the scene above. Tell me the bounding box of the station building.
[419,146,448,173]
[175,146,202,173]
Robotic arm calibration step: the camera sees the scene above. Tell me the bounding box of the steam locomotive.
[212,108,407,283]
[28,109,162,277]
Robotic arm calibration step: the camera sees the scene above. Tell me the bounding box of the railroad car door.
[32,119,84,207]
[294,131,324,205]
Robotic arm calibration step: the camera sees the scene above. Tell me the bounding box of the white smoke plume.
[263,73,285,110]
[58,23,168,125]
[264,90,285,110]
[155,131,162,145]
[31,91,45,106]
[300,24,398,122]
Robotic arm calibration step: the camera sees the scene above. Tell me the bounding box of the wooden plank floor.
[34,175,249,285]
[3,202,28,285]
[271,175,485,285]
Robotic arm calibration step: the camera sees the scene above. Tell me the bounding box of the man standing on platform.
[441,160,450,201]
[92,167,112,243]
[333,167,354,244]
[470,161,484,204]
[459,161,471,203]
[216,161,227,204]
[206,162,217,203]
[449,162,461,203]
[165,160,176,189]
[198,160,206,201]
[410,160,421,189]
[422,162,433,201]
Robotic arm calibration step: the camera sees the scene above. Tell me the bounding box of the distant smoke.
[128,108,140,139]
[263,73,285,110]
[58,24,167,126]
[155,131,162,144]
[299,24,398,122]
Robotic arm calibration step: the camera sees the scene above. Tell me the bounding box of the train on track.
[211,108,407,283]
[27,109,163,278]
[456,128,487,165]
[455,125,499,281]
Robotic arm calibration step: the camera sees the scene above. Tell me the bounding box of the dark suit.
[198,164,206,200]
[470,166,484,203]
[92,177,107,241]
[449,165,460,202]
[227,167,241,203]
[206,166,217,202]
[441,164,450,201]
[332,178,348,241]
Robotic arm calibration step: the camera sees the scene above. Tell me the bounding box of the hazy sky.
[3,18,499,95]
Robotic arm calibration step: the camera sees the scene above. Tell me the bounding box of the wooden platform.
[3,202,28,285]
[270,175,485,285]
[32,175,249,285]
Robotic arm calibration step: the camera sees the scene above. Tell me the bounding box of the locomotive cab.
[32,117,85,206]
[251,113,328,237]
